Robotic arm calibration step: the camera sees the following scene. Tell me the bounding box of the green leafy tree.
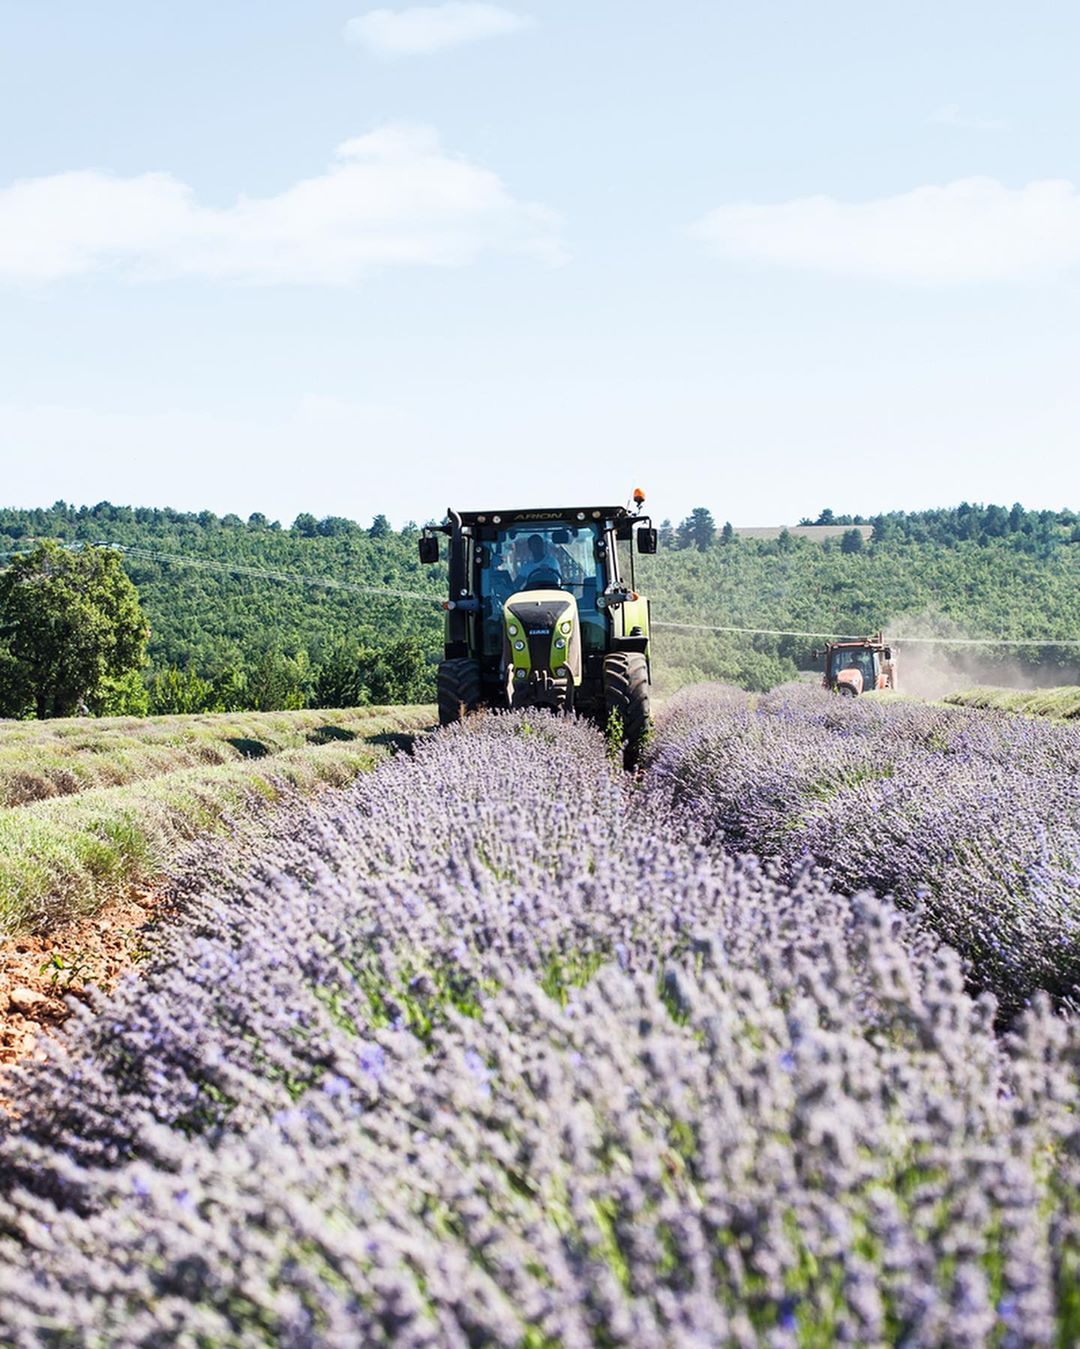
[93,668,150,717]
[313,642,365,708]
[0,542,147,719]
[247,648,312,711]
[365,637,433,704]
[313,637,433,708]
[147,666,217,715]
[210,666,249,712]
[840,528,866,554]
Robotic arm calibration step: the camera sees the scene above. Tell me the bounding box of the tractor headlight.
[555,638,565,650]
[557,665,570,678]
[514,669,526,680]
[560,620,572,634]
[508,624,519,636]
[514,640,525,651]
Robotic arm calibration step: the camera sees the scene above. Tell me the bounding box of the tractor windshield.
[477,523,608,657]
[829,648,878,685]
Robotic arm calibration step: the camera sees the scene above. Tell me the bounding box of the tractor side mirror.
[418,535,439,564]
[636,527,658,554]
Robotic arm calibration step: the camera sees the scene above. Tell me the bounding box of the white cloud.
[690,177,1080,283]
[344,3,531,57]
[0,125,562,285]
[930,103,1009,132]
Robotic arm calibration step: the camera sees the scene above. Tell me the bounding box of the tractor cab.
[419,497,657,763]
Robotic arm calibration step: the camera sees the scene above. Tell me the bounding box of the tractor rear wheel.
[437,658,482,726]
[603,652,650,768]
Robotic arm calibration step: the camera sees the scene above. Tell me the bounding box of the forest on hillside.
[1,500,1078,711]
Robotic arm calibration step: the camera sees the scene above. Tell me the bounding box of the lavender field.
[1,696,1079,1345]
[650,685,1080,1014]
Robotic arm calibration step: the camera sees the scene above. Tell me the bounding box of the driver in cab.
[517,533,562,588]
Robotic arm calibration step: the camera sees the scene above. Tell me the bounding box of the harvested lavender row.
[1,712,1079,1345]
[648,683,1080,1012]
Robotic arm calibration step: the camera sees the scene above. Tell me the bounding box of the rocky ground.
[1,888,164,1072]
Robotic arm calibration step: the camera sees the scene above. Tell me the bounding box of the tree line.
[1,499,1078,717]
[661,502,1080,555]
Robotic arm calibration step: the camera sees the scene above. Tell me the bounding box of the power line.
[876,636,1080,647]
[651,621,1080,647]
[109,546,445,609]
[2,540,1077,647]
[653,621,865,640]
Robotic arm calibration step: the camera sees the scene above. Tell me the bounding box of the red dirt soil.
[1,888,164,1070]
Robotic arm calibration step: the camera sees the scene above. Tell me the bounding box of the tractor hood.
[836,668,864,695]
[503,590,582,689]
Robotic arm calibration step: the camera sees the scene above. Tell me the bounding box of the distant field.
[945,685,1080,719]
[0,705,434,938]
[0,706,425,808]
[732,523,874,542]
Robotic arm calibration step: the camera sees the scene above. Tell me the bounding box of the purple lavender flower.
[0,706,1076,1346]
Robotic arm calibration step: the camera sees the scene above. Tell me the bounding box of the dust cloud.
[887,617,1080,700]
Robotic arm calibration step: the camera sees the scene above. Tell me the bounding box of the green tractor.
[418,495,658,762]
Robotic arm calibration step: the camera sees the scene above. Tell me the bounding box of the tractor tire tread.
[437,658,483,726]
[603,652,650,767]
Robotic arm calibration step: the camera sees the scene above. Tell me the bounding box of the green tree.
[147,666,216,715]
[312,637,433,709]
[210,666,249,712]
[840,528,865,554]
[366,637,433,704]
[0,542,148,719]
[677,507,716,552]
[313,642,365,708]
[93,668,151,717]
[247,647,312,711]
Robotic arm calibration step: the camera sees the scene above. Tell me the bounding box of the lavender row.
[647,683,1080,1012]
[0,712,1078,1345]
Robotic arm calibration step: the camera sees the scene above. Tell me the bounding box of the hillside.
[2,500,1079,706]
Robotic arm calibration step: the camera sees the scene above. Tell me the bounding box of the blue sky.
[1,1,1078,526]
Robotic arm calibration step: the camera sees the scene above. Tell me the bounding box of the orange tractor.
[815,633,896,696]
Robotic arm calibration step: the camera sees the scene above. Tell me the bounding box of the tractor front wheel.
[603,652,650,768]
[437,658,483,726]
